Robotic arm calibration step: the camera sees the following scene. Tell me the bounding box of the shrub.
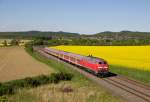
[34,75,50,84]
[0,96,8,102]
[62,72,74,80]
[24,77,41,87]
[49,73,59,83]
[0,84,14,96]
[57,72,74,81]
[49,72,73,83]
[0,72,73,96]
[5,80,26,89]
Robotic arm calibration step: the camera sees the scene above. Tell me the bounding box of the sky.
[0,0,150,34]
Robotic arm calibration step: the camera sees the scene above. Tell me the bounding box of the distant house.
[0,43,4,47]
[0,39,12,47]
[7,43,11,46]
[0,40,4,47]
[19,42,25,46]
[19,40,31,46]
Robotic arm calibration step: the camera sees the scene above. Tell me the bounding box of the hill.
[0,31,80,39]
[85,31,150,40]
[1,31,150,40]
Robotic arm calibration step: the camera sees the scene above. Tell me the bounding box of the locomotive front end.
[97,61,109,75]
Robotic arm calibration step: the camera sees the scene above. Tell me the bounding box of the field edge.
[110,65,150,84]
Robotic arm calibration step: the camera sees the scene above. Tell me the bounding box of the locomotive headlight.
[98,66,108,69]
[98,67,103,69]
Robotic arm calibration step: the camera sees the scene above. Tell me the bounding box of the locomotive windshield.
[103,61,107,64]
[99,61,107,64]
[99,62,102,64]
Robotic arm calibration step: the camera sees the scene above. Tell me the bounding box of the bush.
[64,73,74,80]
[0,84,14,96]
[49,73,59,83]
[0,80,26,96]
[49,72,73,83]
[0,72,73,96]
[24,77,41,87]
[57,72,74,81]
[5,80,26,89]
[0,96,8,102]
[34,75,50,84]
[26,45,33,52]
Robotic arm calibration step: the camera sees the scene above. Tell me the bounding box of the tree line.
[27,37,150,46]
[1,31,150,46]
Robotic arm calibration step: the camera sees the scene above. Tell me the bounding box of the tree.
[3,40,7,46]
[11,39,19,45]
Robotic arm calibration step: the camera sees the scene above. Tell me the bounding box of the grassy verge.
[8,81,122,102]
[110,65,150,84]
[8,47,122,102]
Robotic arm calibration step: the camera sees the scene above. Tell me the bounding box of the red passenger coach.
[43,47,109,76]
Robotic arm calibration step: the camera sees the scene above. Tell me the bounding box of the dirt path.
[0,47,53,82]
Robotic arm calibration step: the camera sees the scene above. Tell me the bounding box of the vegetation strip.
[0,72,73,96]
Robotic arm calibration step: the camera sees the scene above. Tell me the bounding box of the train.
[43,47,109,76]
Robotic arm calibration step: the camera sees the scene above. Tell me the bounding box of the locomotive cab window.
[99,61,107,64]
[99,62,102,64]
[103,61,107,64]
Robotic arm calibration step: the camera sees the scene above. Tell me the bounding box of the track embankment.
[37,48,150,102]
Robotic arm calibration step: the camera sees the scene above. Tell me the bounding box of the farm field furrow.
[51,46,150,71]
[0,47,53,82]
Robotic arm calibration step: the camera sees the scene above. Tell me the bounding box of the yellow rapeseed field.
[51,46,150,71]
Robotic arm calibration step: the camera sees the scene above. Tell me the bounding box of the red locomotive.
[43,47,109,76]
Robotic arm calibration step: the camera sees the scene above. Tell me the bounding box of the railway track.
[117,75,150,90]
[102,77,150,102]
[36,48,150,102]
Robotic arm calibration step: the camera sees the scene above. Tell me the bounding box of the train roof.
[45,47,105,63]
